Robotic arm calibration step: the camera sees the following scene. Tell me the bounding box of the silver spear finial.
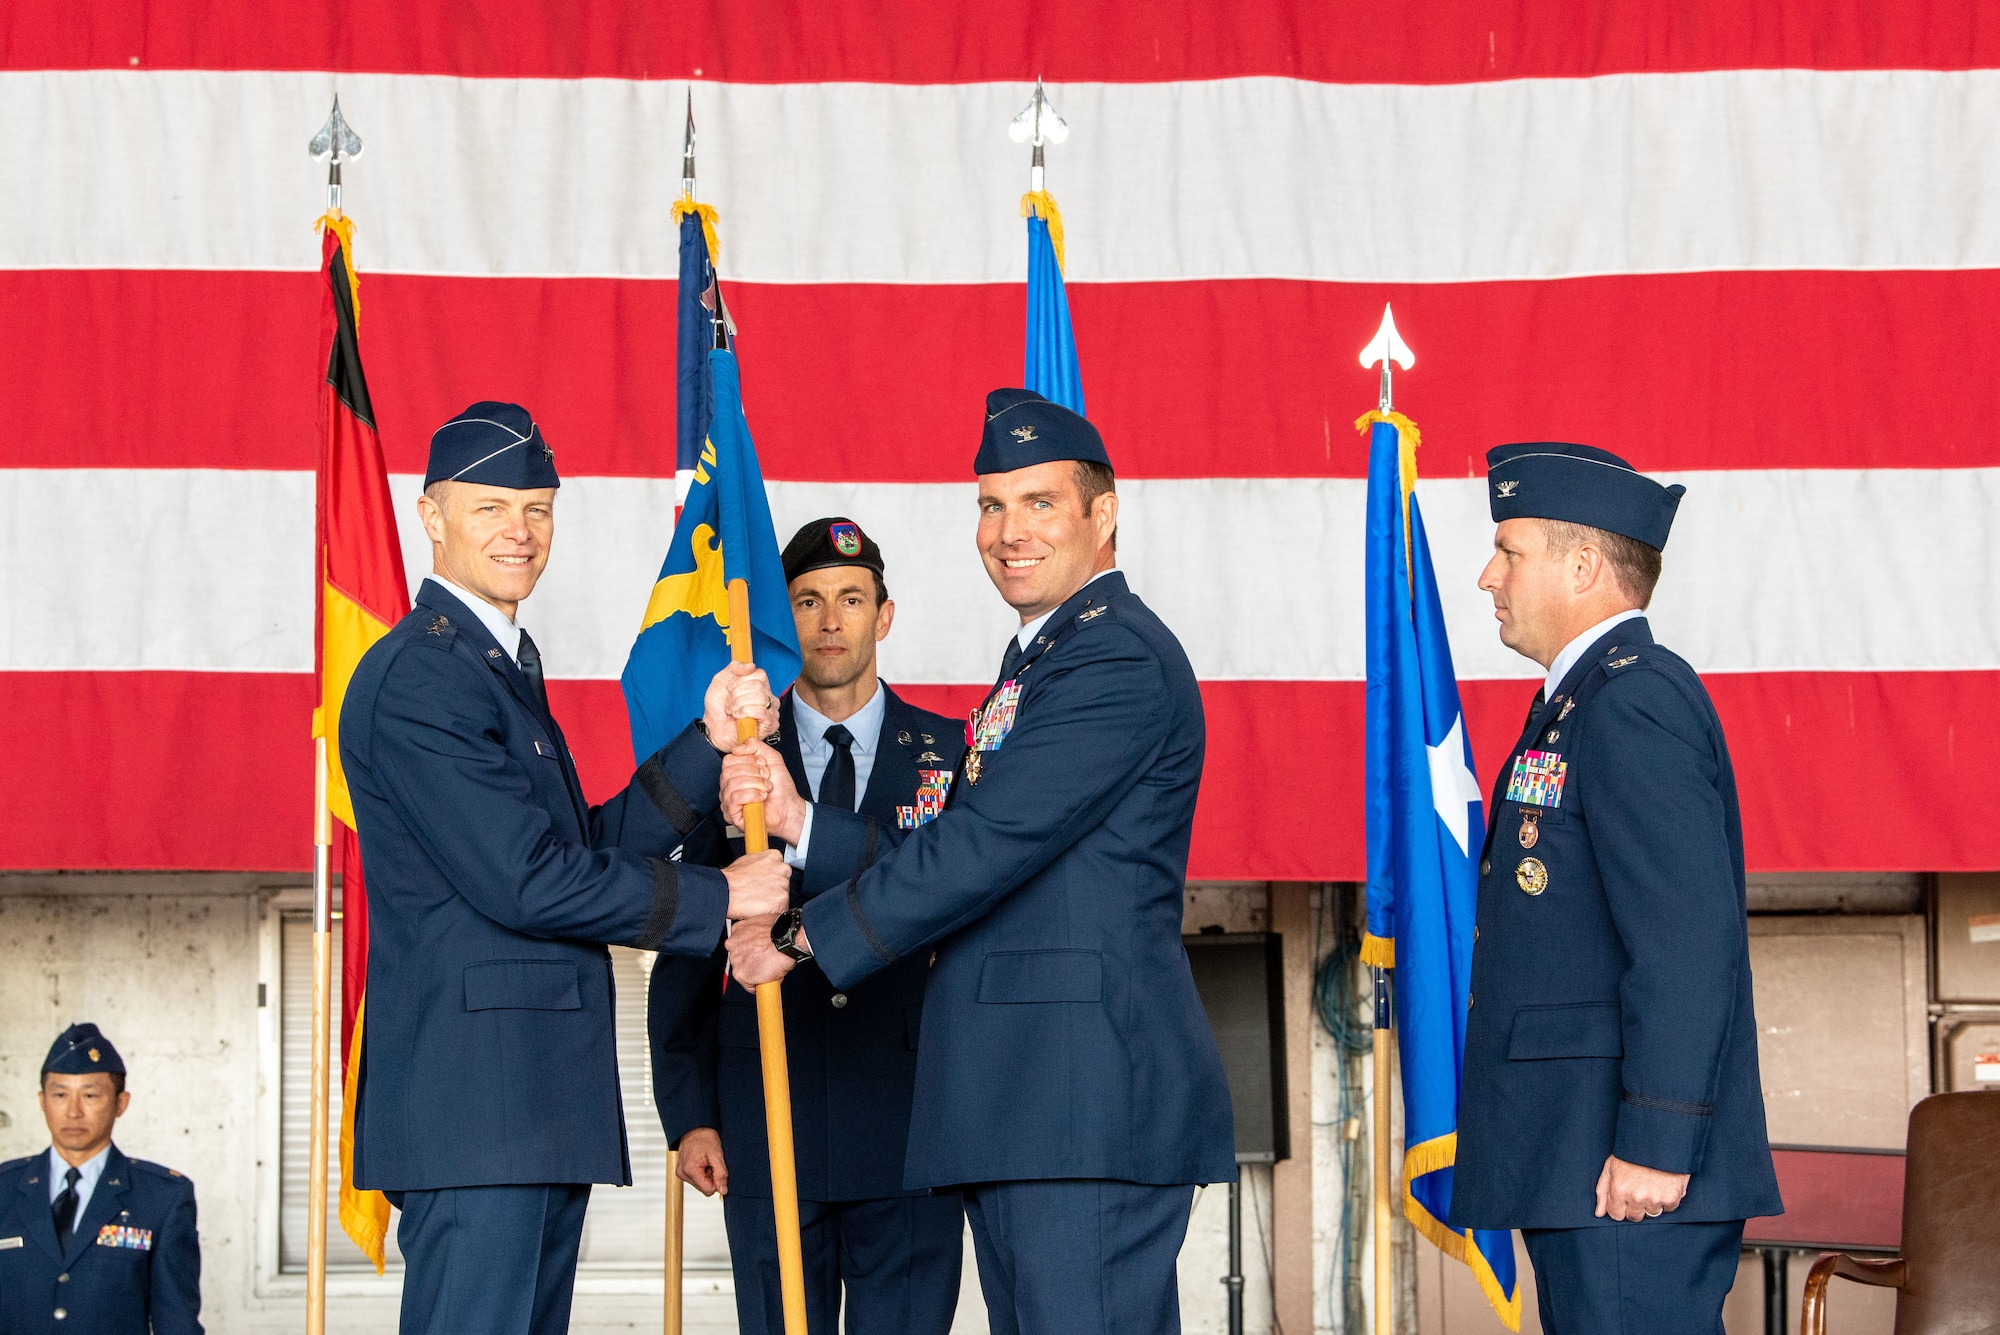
[681,88,697,199]
[308,96,364,215]
[1008,78,1069,194]
[1358,303,1416,414]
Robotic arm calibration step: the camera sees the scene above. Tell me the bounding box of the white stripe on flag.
[4,69,2000,282]
[4,468,1995,680]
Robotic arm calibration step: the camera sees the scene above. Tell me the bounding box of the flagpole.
[726,577,810,1335]
[307,735,333,1335]
[1372,967,1393,1335]
[662,1151,684,1335]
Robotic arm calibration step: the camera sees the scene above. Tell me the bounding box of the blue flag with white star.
[1361,412,1519,1328]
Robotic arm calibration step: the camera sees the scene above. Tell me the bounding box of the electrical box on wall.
[1935,874,2000,1004]
[1937,1013,2000,1092]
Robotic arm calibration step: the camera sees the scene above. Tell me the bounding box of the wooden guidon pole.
[307,737,333,1335]
[1372,967,1393,1335]
[662,1148,684,1335]
[725,578,810,1335]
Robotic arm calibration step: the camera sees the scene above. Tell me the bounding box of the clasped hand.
[1594,1154,1690,1221]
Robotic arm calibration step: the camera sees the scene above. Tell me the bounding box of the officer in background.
[0,1024,202,1335]
[650,517,968,1334]
[339,402,792,1335]
[1448,443,1781,1332]
[721,391,1236,1335]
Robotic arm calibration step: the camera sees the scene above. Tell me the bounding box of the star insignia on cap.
[1495,480,1520,498]
[1011,425,1037,442]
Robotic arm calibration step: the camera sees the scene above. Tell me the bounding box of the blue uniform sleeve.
[647,945,726,1145]
[801,624,1169,990]
[149,1177,204,1335]
[588,723,727,858]
[363,646,727,956]
[1580,669,1742,1175]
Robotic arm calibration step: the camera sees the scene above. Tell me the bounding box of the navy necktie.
[818,724,857,811]
[52,1165,80,1249]
[999,634,1025,684]
[515,629,552,721]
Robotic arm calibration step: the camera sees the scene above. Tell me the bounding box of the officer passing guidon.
[1447,442,1782,1334]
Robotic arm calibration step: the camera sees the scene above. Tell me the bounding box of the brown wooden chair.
[1801,1091,2000,1333]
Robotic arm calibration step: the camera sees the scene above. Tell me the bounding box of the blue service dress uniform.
[1449,617,1783,1331]
[340,579,735,1333]
[650,685,968,1335]
[0,1146,202,1335]
[795,572,1237,1335]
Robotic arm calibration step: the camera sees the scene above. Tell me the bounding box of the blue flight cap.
[1485,442,1686,551]
[974,388,1112,475]
[423,401,560,490]
[43,1022,125,1077]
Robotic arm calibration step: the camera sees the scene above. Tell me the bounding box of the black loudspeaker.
[1184,931,1289,1164]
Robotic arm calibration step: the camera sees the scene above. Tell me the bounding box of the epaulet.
[0,1154,32,1177]
[131,1159,190,1184]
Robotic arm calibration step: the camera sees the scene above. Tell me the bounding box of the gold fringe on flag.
[1359,933,1396,968]
[673,197,722,266]
[1020,190,1067,273]
[1400,1130,1522,1330]
[314,212,362,324]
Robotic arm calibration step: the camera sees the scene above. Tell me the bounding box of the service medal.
[965,749,983,786]
[1516,857,1549,895]
[1518,811,1540,849]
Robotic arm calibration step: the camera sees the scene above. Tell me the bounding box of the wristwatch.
[771,907,813,962]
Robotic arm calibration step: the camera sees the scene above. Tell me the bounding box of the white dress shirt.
[1543,608,1645,699]
[1012,568,1120,654]
[46,1144,110,1220]
[424,574,523,663]
[792,683,886,808]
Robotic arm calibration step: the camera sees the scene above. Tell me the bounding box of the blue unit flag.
[1360,411,1520,1328]
[1022,193,1085,414]
[621,210,801,760]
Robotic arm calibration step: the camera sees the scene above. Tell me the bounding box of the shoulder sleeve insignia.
[1609,655,1639,669]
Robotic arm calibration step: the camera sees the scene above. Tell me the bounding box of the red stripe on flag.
[9,670,1996,877]
[4,1,1995,82]
[7,267,2000,478]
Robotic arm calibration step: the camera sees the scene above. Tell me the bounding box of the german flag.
[310,214,406,1272]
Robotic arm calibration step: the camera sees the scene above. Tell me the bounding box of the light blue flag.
[622,347,800,759]
[1023,200,1085,414]
[1362,413,1520,1329]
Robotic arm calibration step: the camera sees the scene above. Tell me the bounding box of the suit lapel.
[417,585,590,831]
[61,1146,130,1266]
[19,1150,61,1263]
[858,688,921,822]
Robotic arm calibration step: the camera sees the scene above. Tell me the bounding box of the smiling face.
[975,461,1119,621]
[418,481,556,618]
[40,1072,128,1162]
[790,566,893,693]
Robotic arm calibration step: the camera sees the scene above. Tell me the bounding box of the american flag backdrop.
[5,4,1998,880]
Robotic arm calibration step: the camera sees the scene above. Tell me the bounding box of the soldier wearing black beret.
[339,401,794,1335]
[0,1024,203,1335]
[1449,443,1781,1333]
[649,516,970,1335]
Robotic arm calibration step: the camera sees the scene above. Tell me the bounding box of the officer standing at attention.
[720,390,1236,1335]
[1447,443,1781,1333]
[0,1024,202,1335]
[650,517,969,1334]
[339,401,792,1335]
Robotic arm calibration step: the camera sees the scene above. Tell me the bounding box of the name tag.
[0,1236,21,1249]
[533,740,557,759]
[1505,750,1568,808]
[96,1225,153,1251]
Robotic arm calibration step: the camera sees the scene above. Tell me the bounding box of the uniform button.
[57,1273,68,1283]
[54,1309,66,1321]
[831,994,848,1008]
[1467,994,1475,1009]
[1474,927,1480,942]
[1480,859,1491,877]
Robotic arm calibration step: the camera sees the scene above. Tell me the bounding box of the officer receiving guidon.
[1449,443,1781,1333]
[718,389,1235,1335]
